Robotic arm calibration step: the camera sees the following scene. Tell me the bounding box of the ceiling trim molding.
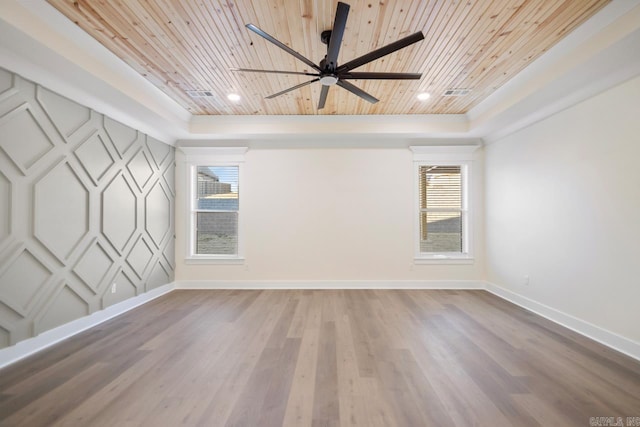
[180,146,249,162]
[189,114,470,139]
[410,144,480,162]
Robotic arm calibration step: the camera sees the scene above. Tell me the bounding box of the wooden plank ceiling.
[47,0,610,115]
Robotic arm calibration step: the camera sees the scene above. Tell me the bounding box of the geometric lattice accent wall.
[0,67,175,349]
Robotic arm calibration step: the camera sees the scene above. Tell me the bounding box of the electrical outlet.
[523,275,530,286]
[111,283,117,293]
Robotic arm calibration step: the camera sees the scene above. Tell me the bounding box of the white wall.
[485,75,640,343]
[176,144,484,283]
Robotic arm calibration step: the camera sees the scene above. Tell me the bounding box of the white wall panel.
[102,173,138,254]
[0,249,52,315]
[145,181,171,248]
[0,105,55,174]
[33,161,89,261]
[0,170,10,248]
[0,66,175,349]
[73,239,114,293]
[127,149,154,191]
[74,132,116,184]
[101,269,136,309]
[37,86,91,138]
[104,116,137,157]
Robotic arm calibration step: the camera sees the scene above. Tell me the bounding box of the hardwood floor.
[0,290,639,426]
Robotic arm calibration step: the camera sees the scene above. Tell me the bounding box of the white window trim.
[181,146,248,264]
[411,145,478,264]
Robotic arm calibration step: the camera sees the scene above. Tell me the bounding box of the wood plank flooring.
[0,290,639,426]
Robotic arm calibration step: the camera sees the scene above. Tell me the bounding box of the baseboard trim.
[175,280,486,290]
[0,282,175,370]
[485,281,640,362]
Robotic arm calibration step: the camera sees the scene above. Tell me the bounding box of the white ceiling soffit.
[0,0,191,145]
[468,0,640,143]
[1,0,639,144]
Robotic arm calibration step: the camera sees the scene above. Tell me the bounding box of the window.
[195,166,239,255]
[182,147,247,263]
[419,165,465,253]
[411,145,476,263]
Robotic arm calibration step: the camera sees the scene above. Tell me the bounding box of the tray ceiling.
[47,0,610,116]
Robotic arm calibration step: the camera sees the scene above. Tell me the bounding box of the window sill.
[414,256,474,265]
[184,257,245,265]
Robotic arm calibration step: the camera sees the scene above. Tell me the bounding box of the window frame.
[181,147,247,264]
[411,145,477,264]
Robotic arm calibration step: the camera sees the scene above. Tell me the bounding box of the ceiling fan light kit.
[320,75,339,86]
[234,1,424,110]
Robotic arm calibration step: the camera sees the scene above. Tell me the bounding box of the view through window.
[195,166,239,255]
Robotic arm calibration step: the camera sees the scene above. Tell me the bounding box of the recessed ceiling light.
[227,93,241,102]
[417,92,431,101]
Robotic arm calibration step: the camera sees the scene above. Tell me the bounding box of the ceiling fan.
[232,2,425,110]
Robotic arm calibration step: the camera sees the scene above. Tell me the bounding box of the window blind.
[419,165,463,253]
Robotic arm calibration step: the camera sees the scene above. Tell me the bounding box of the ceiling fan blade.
[339,72,422,80]
[325,2,350,71]
[246,24,321,72]
[231,68,319,77]
[337,80,379,104]
[317,85,330,109]
[337,31,425,73]
[265,78,320,99]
